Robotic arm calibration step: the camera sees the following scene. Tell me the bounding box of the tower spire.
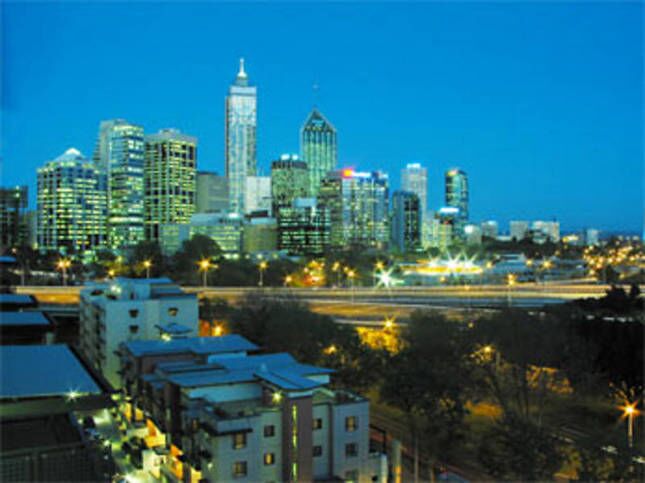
[238,57,247,79]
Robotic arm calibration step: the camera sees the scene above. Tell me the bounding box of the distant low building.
[160,212,244,257]
[509,220,529,241]
[531,220,560,243]
[480,220,498,240]
[243,215,278,254]
[80,277,198,389]
[464,224,483,245]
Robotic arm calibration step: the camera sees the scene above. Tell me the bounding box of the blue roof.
[123,335,258,357]
[0,345,102,399]
[0,294,37,305]
[166,352,333,390]
[0,311,51,327]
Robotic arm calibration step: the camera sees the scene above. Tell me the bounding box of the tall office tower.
[196,171,229,213]
[480,220,499,239]
[271,154,309,213]
[300,108,337,196]
[390,191,421,252]
[445,168,469,236]
[0,185,28,250]
[144,129,197,242]
[278,198,330,256]
[318,169,389,248]
[510,220,529,241]
[37,148,107,253]
[93,119,145,249]
[225,58,257,214]
[401,163,428,217]
[244,176,272,214]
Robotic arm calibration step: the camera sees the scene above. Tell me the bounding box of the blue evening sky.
[2,1,642,233]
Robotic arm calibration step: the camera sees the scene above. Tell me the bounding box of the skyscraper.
[196,171,229,213]
[300,108,337,196]
[277,198,330,256]
[93,119,145,249]
[244,176,272,215]
[37,148,107,253]
[271,154,309,213]
[0,185,28,250]
[445,168,469,237]
[390,191,421,252]
[144,129,197,242]
[401,163,428,217]
[225,58,257,214]
[318,169,389,248]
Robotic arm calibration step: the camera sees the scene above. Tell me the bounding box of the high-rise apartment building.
[390,191,421,253]
[445,168,469,237]
[93,119,145,249]
[301,108,337,196]
[277,198,330,256]
[271,154,309,213]
[37,148,107,253]
[225,59,257,214]
[0,185,28,250]
[196,171,229,213]
[401,163,428,217]
[319,169,389,249]
[532,220,560,243]
[510,220,529,241]
[480,220,499,240]
[144,129,197,241]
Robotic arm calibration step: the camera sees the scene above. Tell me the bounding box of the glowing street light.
[284,274,293,287]
[324,344,338,355]
[383,316,395,330]
[57,258,72,286]
[619,401,640,448]
[142,260,152,278]
[258,260,268,287]
[506,274,516,307]
[198,259,215,288]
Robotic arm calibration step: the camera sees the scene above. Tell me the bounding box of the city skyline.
[2,2,642,232]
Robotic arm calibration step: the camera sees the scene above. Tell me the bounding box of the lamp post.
[143,260,152,279]
[620,402,639,448]
[57,258,71,286]
[258,261,268,287]
[506,274,516,307]
[347,269,356,303]
[198,259,213,288]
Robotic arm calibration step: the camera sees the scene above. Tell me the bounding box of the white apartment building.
[80,277,198,389]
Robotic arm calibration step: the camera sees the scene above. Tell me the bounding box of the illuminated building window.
[263,452,275,466]
[232,432,246,449]
[345,416,358,432]
[232,461,247,478]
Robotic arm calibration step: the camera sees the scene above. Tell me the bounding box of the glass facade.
[144,129,197,242]
[277,198,330,256]
[271,155,309,213]
[225,59,257,214]
[93,119,145,249]
[37,148,107,253]
[318,170,389,248]
[401,163,428,218]
[0,185,28,250]
[390,191,421,252]
[196,171,229,213]
[300,108,337,196]
[445,168,469,237]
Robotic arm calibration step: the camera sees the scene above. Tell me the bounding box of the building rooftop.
[0,345,102,399]
[0,311,51,327]
[0,293,37,308]
[155,322,193,336]
[166,352,333,391]
[122,335,258,357]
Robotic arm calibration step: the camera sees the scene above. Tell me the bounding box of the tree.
[171,235,221,284]
[129,240,167,277]
[478,413,564,480]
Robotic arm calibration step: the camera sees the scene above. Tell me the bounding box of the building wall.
[196,172,229,213]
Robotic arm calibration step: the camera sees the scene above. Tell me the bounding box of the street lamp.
[198,259,214,288]
[506,273,516,307]
[258,261,268,287]
[347,269,356,303]
[619,401,639,448]
[384,316,395,330]
[57,258,72,286]
[143,260,152,279]
[284,274,293,287]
